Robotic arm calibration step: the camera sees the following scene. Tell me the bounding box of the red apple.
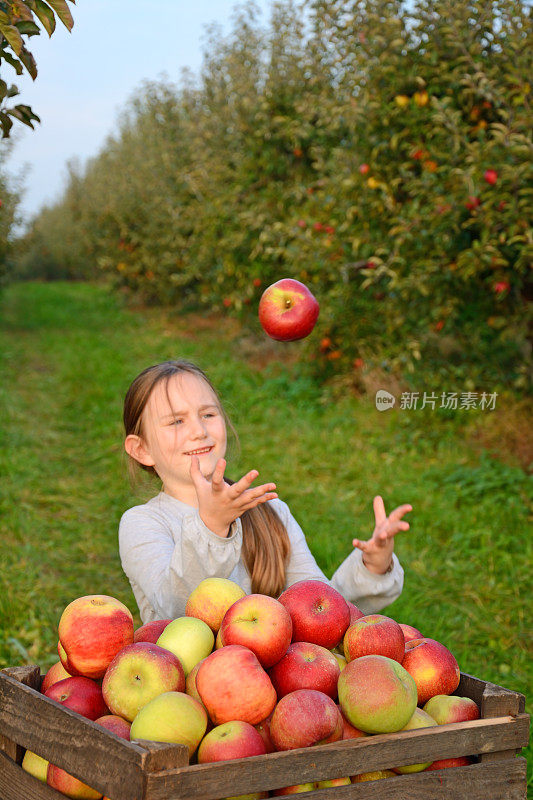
[399,623,423,643]
[343,614,405,663]
[102,641,185,722]
[47,764,102,799]
[197,720,267,763]
[196,645,277,726]
[270,689,343,751]
[94,714,131,739]
[219,594,292,668]
[41,660,72,693]
[58,595,134,679]
[484,169,498,185]
[337,705,367,740]
[258,279,319,342]
[359,163,370,175]
[254,712,275,754]
[186,577,246,633]
[44,677,108,720]
[133,619,172,643]
[277,580,350,649]
[426,756,473,769]
[423,694,480,724]
[268,641,340,699]
[347,601,365,624]
[129,691,207,758]
[402,638,460,705]
[185,658,207,706]
[338,654,417,734]
[465,196,481,211]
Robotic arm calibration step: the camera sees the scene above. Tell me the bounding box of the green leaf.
[32,0,55,36]
[0,21,24,55]
[14,19,41,36]
[18,45,37,79]
[1,49,24,74]
[44,0,73,31]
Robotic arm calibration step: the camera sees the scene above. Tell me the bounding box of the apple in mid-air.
[258,279,319,342]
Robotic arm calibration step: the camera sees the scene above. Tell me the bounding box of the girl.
[119,359,412,623]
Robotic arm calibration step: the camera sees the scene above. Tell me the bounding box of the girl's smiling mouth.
[184,446,214,456]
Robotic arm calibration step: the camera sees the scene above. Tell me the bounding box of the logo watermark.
[375,390,498,412]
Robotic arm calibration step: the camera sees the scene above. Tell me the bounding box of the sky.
[3,0,274,224]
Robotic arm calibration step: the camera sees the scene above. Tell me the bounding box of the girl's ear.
[125,434,155,467]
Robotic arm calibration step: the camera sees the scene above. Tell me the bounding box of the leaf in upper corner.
[44,0,74,31]
[32,0,56,36]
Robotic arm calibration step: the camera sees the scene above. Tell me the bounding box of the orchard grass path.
[1,281,531,781]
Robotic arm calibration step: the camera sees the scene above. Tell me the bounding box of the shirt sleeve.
[119,504,243,620]
[272,498,404,614]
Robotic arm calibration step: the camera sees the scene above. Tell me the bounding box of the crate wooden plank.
[0,671,188,800]
[479,675,526,762]
[268,758,528,800]
[143,715,530,800]
[0,749,67,800]
[0,665,41,764]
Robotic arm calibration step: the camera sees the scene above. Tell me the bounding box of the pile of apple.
[21,579,480,799]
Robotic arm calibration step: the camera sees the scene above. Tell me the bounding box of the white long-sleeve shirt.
[119,492,404,624]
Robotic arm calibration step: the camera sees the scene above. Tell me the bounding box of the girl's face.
[134,372,227,503]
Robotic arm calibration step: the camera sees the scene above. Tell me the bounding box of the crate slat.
[0,749,68,800]
[143,715,530,800]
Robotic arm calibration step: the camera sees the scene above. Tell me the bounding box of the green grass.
[1,281,531,781]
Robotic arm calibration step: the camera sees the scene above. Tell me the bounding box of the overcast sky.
[4,1,273,224]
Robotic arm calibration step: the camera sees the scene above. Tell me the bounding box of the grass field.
[1,281,531,782]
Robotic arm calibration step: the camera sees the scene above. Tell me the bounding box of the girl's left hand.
[352,496,412,574]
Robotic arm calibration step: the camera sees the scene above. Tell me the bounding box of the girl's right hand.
[190,455,278,537]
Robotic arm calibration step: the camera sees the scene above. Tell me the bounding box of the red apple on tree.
[484,169,498,185]
[258,279,319,342]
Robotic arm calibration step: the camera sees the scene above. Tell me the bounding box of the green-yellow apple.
[395,94,410,107]
[316,777,351,788]
[156,616,214,676]
[277,580,350,649]
[197,720,267,763]
[351,770,396,782]
[344,614,405,663]
[58,595,134,679]
[133,619,172,644]
[130,691,207,758]
[258,279,319,342]
[94,714,131,739]
[196,645,277,725]
[268,641,340,699]
[338,654,417,734]
[424,694,480,724]
[270,689,343,751]
[41,660,72,693]
[402,638,460,705]
[44,676,108,720]
[332,651,347,671]
[185,657,206,705]
[102,641,185,721]
[276,784,316,794]
[393,708,438,773]
[219,594,292,668]
[47,763,102,799]
[186,577,246,633]
[21,750,48,782]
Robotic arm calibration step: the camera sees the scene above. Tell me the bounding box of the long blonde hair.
[123,360,290,596]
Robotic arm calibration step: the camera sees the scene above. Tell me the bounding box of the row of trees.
[13,0,533,392]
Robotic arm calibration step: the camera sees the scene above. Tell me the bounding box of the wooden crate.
[0,665,529,800]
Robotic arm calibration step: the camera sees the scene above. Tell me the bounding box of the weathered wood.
[268,759,528,800]
[0,749,67,800]
[0,670,180,800]
[480,679,526,762]
[143,715,530,800]
[0,666,41,764]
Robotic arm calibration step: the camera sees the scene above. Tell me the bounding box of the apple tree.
[0,0,75,139]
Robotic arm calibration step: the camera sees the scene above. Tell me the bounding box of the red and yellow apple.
[44,676,108,720]
[58,595,134,680]
[196,645,277,725]
[343,614,405,663]
[133,619,172,644]
[351,770,396,782]
[129,691,207,758]
[197,720,267,763]
[254,712,275,754]
[393,708,438,773]
[258,279,320,342]
[337,705,367,740]
[41,660,72,693]
[277,580,350,649]
[102,641,185,722]
[402,638,460,705]
[186,577,246,633]
[276,785,316,795]
[219,594,292,668]
[426,756,473,769]
[47,763,102,799]
[268,641,340,699]
[94,714,131,739]
[423,694,480,724]
[316,777,351,788]
[399,623,423,643]
[338,654,417,734]
[270,689,343,751]
[156,616,214,676]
